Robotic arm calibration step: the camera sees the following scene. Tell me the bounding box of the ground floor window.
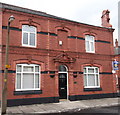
[16,64,40,91]
[84,66,100,88]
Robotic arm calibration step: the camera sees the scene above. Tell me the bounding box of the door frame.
[58,65,69,100]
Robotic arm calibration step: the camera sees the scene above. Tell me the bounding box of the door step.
[59,99,70,102]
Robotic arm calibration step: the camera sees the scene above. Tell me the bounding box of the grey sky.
[0,0,119,40]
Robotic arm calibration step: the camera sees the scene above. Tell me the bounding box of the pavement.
[0,97,120,114]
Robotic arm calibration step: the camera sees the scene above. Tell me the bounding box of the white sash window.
[16,64,40,91]
[22,25,36,47]
[85,35,95,53]
[84,66,100,88]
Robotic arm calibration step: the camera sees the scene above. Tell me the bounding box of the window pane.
[85,35,90,41]
[86,41,90,51]
[84,75,87,86]
[88,68,94,73]
[59,74,66,78]
[17,65,21,72]
[84,68,87,73]
[22,25,29,31]
[91,42,94,51]
[23,73,34,89]
[96,74,99,86]
[23,33,28,44]
[88,74,95,86]
[16,73,21,89]
[95,68,98,73]
[90,36,94,41]
[28,26,36,32]
[22,25,36,32]
[30,33,35,46]
[23,66,34,72]
[35,74,39,88]
[35,66,39,72]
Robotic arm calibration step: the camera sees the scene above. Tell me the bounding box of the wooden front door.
[59,73,67,99]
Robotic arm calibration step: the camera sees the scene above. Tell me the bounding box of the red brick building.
[114,40,120,92]
[0,3,118,106]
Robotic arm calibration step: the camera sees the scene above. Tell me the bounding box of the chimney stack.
[101,10,112,28]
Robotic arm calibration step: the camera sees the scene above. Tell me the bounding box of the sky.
[0,0,119,41]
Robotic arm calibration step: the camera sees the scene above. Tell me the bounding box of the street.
[77,105,119,114]
[1,97,119,115]
[41,105,120,115]
[2,105,120,115]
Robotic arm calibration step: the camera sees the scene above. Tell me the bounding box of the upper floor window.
[84,66,100,88]
[22,25,36,47]
[16,64,40,91]
[85,35,95,53]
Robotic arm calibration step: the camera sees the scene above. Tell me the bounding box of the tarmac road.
[41,105,120,115]
[75,106,120,115]
[64,105,119,115]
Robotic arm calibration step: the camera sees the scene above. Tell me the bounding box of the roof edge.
[0,2,115,31]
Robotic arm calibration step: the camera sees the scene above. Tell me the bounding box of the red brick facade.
[0,3,118,106]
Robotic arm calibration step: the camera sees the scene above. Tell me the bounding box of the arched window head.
[59,65,67,72]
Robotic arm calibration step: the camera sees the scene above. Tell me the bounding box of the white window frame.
[16,64,40,91]
[84,66,100,88]
[22,25,37,47]
[85,35,95,53]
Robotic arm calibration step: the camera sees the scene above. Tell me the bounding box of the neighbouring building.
[114,39,120,92]
[0,3,118,106]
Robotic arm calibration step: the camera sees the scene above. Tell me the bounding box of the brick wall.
[0,3,117,103]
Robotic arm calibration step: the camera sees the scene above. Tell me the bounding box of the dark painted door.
[59,73,67,99]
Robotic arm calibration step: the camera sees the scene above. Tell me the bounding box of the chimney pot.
[115,39,118,48]
[101,10,112,28]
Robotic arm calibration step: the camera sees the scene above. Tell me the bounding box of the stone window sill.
[84,88,102,91]
[14,90,42,95]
